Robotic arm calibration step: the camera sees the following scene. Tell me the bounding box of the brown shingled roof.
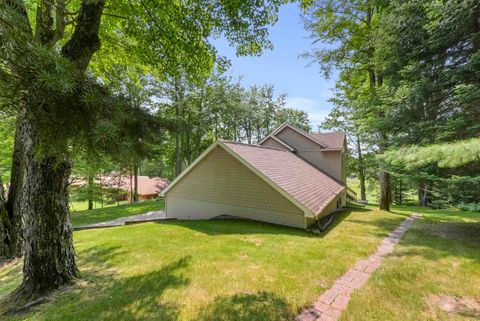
[222,141,345,215]
[71,174,170,196]
[135,176,170,196]
[309,132,346,150]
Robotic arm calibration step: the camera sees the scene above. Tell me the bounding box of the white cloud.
[285,96,332,128]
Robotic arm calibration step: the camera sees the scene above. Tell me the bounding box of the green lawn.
[69,200,129,213]
[2,204,478,321]
[341,205,480,321]
[0,206,406,321]
[70,199,165,227]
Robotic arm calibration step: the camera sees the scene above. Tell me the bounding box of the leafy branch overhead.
[380,138,480,170]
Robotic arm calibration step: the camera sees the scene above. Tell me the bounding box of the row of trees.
[305,0,480,209]
[151,74,309,179]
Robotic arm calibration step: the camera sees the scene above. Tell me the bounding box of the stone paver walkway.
[295,213,420,321]
[74,210,166,230]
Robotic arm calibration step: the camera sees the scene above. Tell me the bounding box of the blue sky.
[213,3,338,129]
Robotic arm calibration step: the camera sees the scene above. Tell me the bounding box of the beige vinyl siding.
[276,127,321,151]
[275,127,344,182]
[165,146,305,228]
[298,151,343,182]
[261,136,287,150]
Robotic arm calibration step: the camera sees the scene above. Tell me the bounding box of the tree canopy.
[304,0,480,207]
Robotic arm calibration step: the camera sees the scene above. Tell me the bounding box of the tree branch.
[61,0,105,71]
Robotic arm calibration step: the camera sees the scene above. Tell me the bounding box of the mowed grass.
[0,207,405,321]
[341,205,480,321]
[69,199,164,227]
[69,200,129,212]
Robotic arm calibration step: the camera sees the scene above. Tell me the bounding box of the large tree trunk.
[370,71,390,210]
[356,135,367,201]
[418,182,429,207]
[379,171,390,211]
[365,5,390,210]
[4,0,104,303]
[14,117,78,301]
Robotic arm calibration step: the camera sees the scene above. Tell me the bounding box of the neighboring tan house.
[161,123,347,229]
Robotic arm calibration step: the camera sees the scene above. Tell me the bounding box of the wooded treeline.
[304,0,480,209]
[150,74,309,178]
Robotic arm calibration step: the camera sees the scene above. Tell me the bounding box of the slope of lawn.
[70,199,165,227]
[70,200,129,212]
[341,205,480,321]
[0,206,405,321]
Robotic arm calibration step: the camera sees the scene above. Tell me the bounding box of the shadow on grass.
[11,244,193,321]
[392,218,480,263]
[158,219,312,237]
[318,208,359,238]
[198,292,293,321]
[158,208,356,238]
[5,246,296,321]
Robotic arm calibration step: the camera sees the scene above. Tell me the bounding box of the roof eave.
[259,135,296,152]
[263,123,327,148]
[320,148,343,152]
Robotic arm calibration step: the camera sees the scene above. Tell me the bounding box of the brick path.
[295,213,420,321]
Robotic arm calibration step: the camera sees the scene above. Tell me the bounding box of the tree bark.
[87,174,94,210]
[14,116,78,301]
[418,182,429,207]
[379,171,390,211]
[0,177,11,257]
[376,117,391,211]
[355,135,367,201]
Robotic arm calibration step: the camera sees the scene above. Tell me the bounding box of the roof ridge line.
[220,140,290,152]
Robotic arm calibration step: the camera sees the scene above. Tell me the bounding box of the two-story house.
[161,123,347,229]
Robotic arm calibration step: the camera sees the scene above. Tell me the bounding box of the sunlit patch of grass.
[0,259,22,302]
